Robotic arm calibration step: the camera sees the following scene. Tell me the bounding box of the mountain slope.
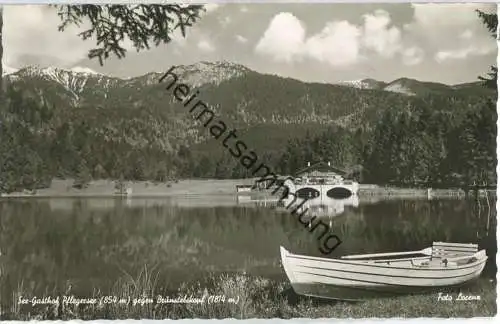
[4,62,494,150]
[383,78,453,96]
[3,61,495,157]
[339,76,494,97]
[0,61,496,189]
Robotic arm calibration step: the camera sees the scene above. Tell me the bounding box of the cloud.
[3,5,93,68]
[402,46,424,66]
[255,10,405,67]
[255,4,497,69]
[264,6,498,68]
[404,3,495,42]
[255,12,361,66]
[435,43,496,62]
[170,30,189,47]
[460,29,473,40]
[236,35,248,44]
[197,39,215,53]
[304,21,361,67]
[255,13,306,63]
[362,10,402,58]
[406,3,494,32]
[219,16,231,27]
[4,4,199,69]
[404,3,496,63]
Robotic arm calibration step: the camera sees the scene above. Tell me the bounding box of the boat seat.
[431,242,478,260]
[430,242,478,267]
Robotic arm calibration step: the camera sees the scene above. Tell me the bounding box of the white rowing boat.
[280,242,487,300]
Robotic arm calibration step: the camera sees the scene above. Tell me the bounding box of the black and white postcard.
[0,1,497,320]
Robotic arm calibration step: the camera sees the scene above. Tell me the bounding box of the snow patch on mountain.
[12,66,109,102]
[383,82,416,96]
[338,79,370,89]
[70,66,101,75]
[340,77,420,96]
[338,78,386,90]
[41,67,88,98]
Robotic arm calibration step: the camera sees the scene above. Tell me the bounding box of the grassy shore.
[2,271,496,320]
[0,179,254,198]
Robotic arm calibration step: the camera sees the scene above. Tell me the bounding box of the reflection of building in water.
[236,195,252,203]
[289,195,360,218]
[236,193,359,218]
[236,194,281,208]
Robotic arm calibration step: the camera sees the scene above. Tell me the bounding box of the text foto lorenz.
[18,295,239,307]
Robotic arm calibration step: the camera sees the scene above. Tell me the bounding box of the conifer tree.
[476,10,498,89]
[0,6,4,102]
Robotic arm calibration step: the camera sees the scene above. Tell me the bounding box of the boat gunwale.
[281,246,487,271]
[293,260,488,280]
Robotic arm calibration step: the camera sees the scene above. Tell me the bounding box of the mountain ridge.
[4,61,493,144]
[5,61,487,95]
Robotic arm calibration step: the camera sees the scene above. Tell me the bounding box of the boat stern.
[475,249,488,275]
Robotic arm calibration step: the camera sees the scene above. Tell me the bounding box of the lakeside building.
[285,161,359,200]
[242,161,360,200]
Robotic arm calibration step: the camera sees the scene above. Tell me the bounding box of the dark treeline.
[364,96,496,187]
[0,89,180,193]
[277,95,497,188]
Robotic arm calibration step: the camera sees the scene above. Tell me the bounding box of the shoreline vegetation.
[2,272,496,319]
[0,178,495,199]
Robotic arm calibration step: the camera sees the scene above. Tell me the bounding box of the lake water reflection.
[0,195,496,304]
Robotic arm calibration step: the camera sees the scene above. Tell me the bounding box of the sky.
[3,2,498,85]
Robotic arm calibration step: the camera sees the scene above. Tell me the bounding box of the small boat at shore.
[280,242,487,300]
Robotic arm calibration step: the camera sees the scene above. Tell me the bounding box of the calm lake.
[0,195,496,306]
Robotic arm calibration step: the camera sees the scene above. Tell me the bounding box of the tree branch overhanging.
[54,4,205,66]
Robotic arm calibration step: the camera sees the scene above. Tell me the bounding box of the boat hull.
[280,246,487,300]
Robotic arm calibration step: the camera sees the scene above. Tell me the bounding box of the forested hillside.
[276,96,496,188]
[0,62,496,193]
